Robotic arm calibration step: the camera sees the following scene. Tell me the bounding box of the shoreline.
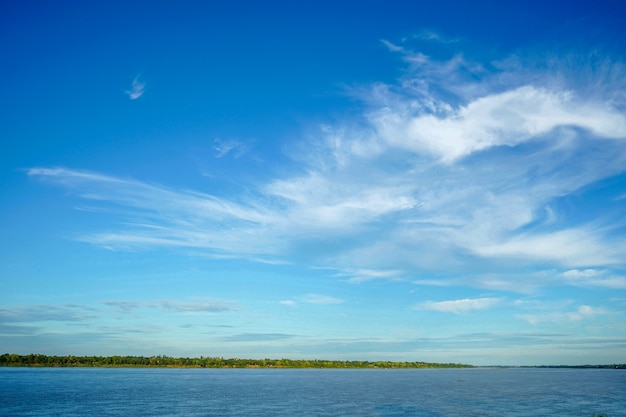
[0,354,472,369]
[2,354,624,369]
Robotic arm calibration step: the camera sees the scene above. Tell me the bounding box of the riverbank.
[0,354,473,369]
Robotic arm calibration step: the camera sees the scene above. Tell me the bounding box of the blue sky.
[2,1,626,366]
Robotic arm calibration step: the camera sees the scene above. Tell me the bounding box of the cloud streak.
[416,297,503,315]
[516,305,608,324]
[560,269,626,289]
[373,85,626,163]
[0,304,96,323]
[299,294,344,305]
[213,138,250,158]
[125,75,145,100]
[222,333,296,342]
[101,299,239,313]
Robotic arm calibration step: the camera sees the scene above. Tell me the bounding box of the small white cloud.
[101,298,238,313]
[589,276,626,289]
[213,138,249,158]
[412,279,452,287]
[279,300,296,307]
[517,305,607,324]
[472,228,620,267]
[380,39,430,66]
[380,39,405,53]
[561,269,603,279]
[125,75,145,100]
[417,297,503,314]
[413,30,459,44]
[299,294,343,305]
[559,269,626,289]
[339,268,404,283]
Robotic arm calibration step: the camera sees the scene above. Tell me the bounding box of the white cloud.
[412,279,452,287]
[0,304,96,323]
[101,299,238,313]
[561,269,603,279]
[299,294,343,305]
[213,138,249,158]
[412,30,459,44]
[125,75,145,100]
[27,167,282,255]
[28,46,626,291]
[517,305,607,324]
[372,85,626,163]
[560,269,626,289]
[264,172,417,230]
[337,268,404,283]
[472,228,622,267]
[588,277,626,289]
[416,297,503,314]
[380,39,405,53]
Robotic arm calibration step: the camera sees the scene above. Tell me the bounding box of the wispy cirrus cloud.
[372,85,626,163]
[101,298,239,313]
[416,297,504,314]
[0,323,40,336]
[28,43,626,292]
[336,268,404,283]
[125,75,145,100]
[559,269,626,289]
[412,30,459,44]
[516,305,608,324]
[222,333,296,342]
[299,294,344,305]
[471,228,621,267]
[213,138,250,158]
[280,294,344,307]
[27,167,280,255]
[0,304,96,323]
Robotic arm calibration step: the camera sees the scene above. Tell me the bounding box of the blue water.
[1,368,624,416]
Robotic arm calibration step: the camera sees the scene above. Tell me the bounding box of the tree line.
[0,354,473,369]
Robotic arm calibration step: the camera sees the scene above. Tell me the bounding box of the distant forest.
[0,354,473,369]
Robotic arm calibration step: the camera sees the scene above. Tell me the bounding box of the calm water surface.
[1,368,624,416]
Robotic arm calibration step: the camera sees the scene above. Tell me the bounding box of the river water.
[1,367,624,416]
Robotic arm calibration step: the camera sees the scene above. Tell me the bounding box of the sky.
[1,0,626,366]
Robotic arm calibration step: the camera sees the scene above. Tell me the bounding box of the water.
[1,367,624,416]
